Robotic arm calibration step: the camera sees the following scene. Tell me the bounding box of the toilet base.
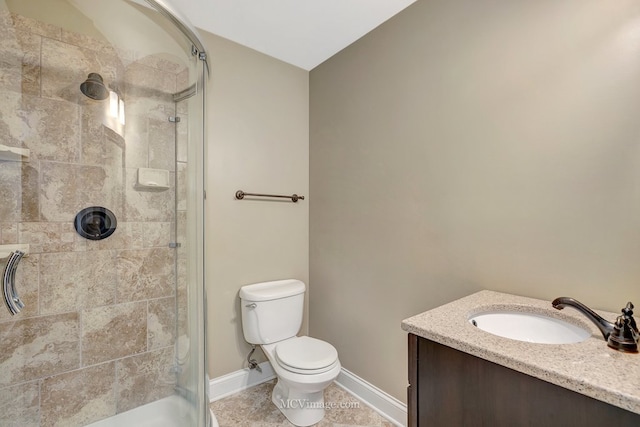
[271,379,325,426]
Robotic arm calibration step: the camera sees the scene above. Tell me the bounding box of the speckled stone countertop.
[401,290,640,415]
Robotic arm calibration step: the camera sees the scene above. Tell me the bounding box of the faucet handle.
[607,302,638,353]
[622,302,638,335]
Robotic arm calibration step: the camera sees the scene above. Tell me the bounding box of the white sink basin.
[469,311,591,344]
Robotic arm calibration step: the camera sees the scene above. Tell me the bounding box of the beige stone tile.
[177,162,187,211]
[19,95,80,163]
[9,13,61,39]
[142,222,171,248]
[39,251,116,315]
[176,98,189,116]
[19,222,77,254]
[16,31,40,96]
[0,162,21,223]
[20,163,40,221]
[40,161,123,222]
[148,296,176,350]
[41,362,116,427]
[0,30,41,95]
[176,210,187,260]
[124,61,177,96]
[176,287,187,342]
[0,312,80,387]
[81,102,126,168]
[0,254,39,322]
[211,381,287,426]
[176,114,188,162]
[322,385,389,426]
[115,347,175,413]
[41,37,122,103]
[116,248,175,302]
[0,93,71,169]
[80,221,144,252]
[0,381,40,427]
[0,222,18,244]
[124,94,175,124]
[176,260,188,345]
[123,114,149,168]
[176,68,190,94]
[39,161,84,220]
[177,257,187,291]
[0,160,39,223]
[123,168,174,222]
[123,61,175,124]
[20,163,39,221]
[81,301,147,366]
[210,382,395,427]
[0,11,12,38]
[0,90,27,149]
[61,29,117,59]
[148,117,175,171]
[136,55,185,75]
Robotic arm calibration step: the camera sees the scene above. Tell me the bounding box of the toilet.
[239,279,341,426]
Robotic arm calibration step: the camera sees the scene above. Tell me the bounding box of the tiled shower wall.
[0,12,190,427]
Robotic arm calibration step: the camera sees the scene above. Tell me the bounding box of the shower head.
[80,73,109,101]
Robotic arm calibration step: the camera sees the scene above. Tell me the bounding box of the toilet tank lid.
[239,279,305,302]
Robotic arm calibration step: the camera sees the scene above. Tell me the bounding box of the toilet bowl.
[239,280,341,426]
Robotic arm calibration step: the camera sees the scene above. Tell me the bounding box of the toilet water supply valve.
[247,345,262,373]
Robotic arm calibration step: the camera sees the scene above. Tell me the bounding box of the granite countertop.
[401,290,640,415]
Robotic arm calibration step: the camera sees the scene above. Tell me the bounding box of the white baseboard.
[209,361,275,401]
[209,364,406,426]
[334,368,407,427]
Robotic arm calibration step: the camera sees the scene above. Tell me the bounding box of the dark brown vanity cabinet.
[407,334,640,427]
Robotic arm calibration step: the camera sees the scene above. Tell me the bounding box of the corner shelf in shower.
[0,244,29,260]
[0,144,30,162]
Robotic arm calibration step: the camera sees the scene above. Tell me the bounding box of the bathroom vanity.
[402,291,640,427]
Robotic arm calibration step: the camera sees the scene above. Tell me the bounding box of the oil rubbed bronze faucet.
[552,297,639,353]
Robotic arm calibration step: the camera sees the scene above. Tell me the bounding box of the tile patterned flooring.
[210,380,395,427]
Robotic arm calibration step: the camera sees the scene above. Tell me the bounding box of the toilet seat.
[275,336,338,375]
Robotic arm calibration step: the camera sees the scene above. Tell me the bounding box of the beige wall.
[310,0,640,403]
[202,32,309,377]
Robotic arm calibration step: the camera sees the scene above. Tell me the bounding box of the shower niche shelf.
[0,144,30,162]
[0,244,29,259]
[135,168,170,191]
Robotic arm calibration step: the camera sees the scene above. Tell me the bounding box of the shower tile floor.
[210,380,395,427]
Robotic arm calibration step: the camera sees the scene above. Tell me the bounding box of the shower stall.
[0,0,210,426]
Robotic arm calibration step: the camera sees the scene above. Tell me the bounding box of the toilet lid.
[275,336,338,371]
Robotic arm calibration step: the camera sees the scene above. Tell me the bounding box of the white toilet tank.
[239,279,305,345]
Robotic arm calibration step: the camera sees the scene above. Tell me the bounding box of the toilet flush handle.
[246,303,257,309]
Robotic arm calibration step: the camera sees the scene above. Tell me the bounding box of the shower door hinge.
[191,45,206,61]
[168,116,181,123]
[169,242,181,248]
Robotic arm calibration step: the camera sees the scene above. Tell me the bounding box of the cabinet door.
[408,334,640,427]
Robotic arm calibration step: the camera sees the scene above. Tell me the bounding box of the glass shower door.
[0,1,208,426]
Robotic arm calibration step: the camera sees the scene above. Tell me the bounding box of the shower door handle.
[3,250,25,315]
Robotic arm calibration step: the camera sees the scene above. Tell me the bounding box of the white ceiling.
[168,0,417,70]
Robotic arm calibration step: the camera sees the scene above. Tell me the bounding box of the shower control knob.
[74,206,117,241]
